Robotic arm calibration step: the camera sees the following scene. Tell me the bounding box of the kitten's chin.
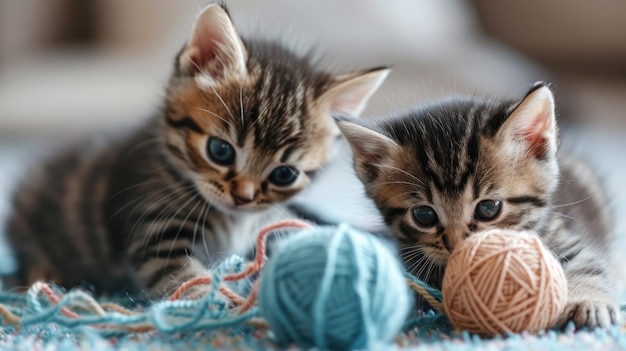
[220,204,269,215]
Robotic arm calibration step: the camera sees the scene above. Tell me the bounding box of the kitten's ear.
[178,4,247,79]
[499,82,557,159]
[335,118,399,181]
[320,67,390,117]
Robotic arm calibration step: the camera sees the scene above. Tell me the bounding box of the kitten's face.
[162,4,388,213]
[338,84,559,275]
[164,76,335,212]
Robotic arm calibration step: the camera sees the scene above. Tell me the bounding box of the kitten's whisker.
[377,164,425,186]
[189,58,202,73]
[476,162,498,188]
[166,197,203,264]
[549,211,578,220]
[380,191,415,208]
[402,247,427,271]
[403,254,427,273]
[125,136,163,157]
[193,107,234,130]
[134,196,186,252]
[399,245,424,253]
[269,204,295,221]
[372,181,423,190]
[201,202,212,262]
[135,185,195,249]
[130,183,189,232]
[190,202,207,262]
[239,83,245,127]
[406,254,429,277]
[208,85,234,119]
[119,180,185,233]
[553,196,592,208]
[107,178,167,202]
[107,162,171,204]
[414,258,435,286]
[412,252,432,277]
[148,186,199,250]
[126,189,182,249]
[108,186,171,224]
[400,250,424,260]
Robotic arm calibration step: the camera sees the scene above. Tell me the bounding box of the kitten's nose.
[231,181,255,206]
[442,231,470,252]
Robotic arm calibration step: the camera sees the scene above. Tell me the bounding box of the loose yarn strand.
[405,278,444,313]
[0,220,314,334]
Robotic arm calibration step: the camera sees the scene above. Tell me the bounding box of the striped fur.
[337,82,620,329]
[4,4,388,298]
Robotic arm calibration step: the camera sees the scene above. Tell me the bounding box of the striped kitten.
[336,83,620,329]
[4,4,389,298]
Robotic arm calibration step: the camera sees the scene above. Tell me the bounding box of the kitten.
[336,82,620,329]
[4,4,389,298]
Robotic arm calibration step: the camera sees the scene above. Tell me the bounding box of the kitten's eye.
[269,166,299,186]
[207,137,235,165]
[412,206,438,227]
[475,199,502,221]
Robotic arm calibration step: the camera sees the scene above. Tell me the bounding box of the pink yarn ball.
[442,229,567,336]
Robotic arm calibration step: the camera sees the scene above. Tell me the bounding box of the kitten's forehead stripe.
[280,146,297,163]
[236,39,331,155]
[507,196,547,207]
[166,116,205,134]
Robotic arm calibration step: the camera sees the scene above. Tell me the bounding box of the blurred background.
[0,0,625,288]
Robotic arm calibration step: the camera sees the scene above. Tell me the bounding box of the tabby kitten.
[4,4,389,298]
[336,82,620,329]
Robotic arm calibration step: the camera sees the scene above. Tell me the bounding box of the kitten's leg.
[129,226,211,299]
[544,217,620,329]
[140,255,211,299]
[558,247,620,329]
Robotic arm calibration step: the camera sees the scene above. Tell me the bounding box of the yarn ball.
[258,223,411,351]
[442,229,567,336]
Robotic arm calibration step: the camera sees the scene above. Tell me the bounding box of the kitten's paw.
[561,300,620,330]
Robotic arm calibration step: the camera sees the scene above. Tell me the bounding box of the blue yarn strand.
[312,225,343,349]
[350,225,375,350]
[0,253,258,335]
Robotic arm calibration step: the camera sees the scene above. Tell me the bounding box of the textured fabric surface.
[0,253,625,351]
[0,320,626,351]
[1,302,626,350]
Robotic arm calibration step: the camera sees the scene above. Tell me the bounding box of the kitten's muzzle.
[442,231,471,252]
[232,193,253,206]
[230,179,256,206]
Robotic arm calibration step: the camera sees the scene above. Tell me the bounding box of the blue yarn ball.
[258,224,411,350]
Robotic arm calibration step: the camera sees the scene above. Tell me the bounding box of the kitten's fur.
[337,83,620,329]
[4,4,389,298]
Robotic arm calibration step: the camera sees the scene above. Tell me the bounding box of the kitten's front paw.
[561,300,620,330]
